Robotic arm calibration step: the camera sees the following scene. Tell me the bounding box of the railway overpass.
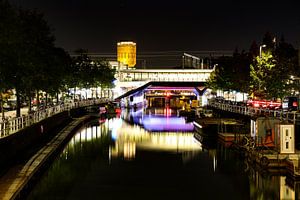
[113,68,214,108]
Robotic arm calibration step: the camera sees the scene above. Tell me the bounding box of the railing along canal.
[0,98,110,138]
[209,101,300,123]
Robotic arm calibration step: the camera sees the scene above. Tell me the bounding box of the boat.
[193,120,218,148]
[217,119,246,147]
[178,109,196,119]
[99,101,121,117]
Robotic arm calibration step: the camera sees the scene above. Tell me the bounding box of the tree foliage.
[249,51,276,99]
[207,31,299,101]
[70,49,116,98]
[206,50,250,94]
[0,0,117,117]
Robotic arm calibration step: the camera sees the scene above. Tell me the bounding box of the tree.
[0,1,72,115]
[232,50,250,94]
[206,66,223,91]
[208,56,234,91]
[249,51,276,99]
[42,47,72,104]
[0,0,20,117]
[262,31,276,52]
[16,9,56,114]
[273,36,300,98]
[249,41,259,59]
[206,50,250,99]
[70,49,116,99]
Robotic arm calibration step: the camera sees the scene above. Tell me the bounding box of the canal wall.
[0,115,94,200]
[0,107,86,174]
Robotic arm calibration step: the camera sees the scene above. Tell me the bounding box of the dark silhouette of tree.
[0,0,18,117]
[249,41,259,59]
[71,49,115,99]
[0,1,72,115]
[43,47,72,104]
[16,9,56,114]
[207,49,250,100]
[262,31,276,51]
[249,32,299,100]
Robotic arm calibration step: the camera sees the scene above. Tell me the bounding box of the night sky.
[9,0,300,54]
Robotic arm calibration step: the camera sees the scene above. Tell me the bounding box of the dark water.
[26,108,299,200]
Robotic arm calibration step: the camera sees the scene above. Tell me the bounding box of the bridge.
[114,68,214,108]
[117,68,213,82]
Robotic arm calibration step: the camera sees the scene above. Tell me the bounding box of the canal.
[26,108,299,200]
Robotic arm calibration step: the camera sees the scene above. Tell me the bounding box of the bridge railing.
[209,101,300,123]
[118,69,213,82]
[0,98,110,138]
[120,76,209,82]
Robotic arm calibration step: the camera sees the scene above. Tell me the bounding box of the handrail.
[208,100,300,123]
[0,98,111,138]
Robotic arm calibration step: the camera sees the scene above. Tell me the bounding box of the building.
[117,41,136,68]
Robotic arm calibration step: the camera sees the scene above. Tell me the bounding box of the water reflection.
[248,171,296,199]
[63,109,201,163]
[107,110,201,161]
[121,108,195,132]
[26,108,300,200]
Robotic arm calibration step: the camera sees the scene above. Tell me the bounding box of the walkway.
[0,116,90,200]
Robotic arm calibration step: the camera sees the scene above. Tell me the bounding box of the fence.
[209,101,300,123]
[0,98,110,138]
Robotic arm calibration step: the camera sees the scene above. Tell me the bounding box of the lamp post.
[257,44,266,94]
[259,44,266,58]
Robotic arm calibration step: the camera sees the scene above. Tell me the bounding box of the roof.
[114,81,207,100]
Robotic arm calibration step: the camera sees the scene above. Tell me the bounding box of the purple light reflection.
[142,116,194,132]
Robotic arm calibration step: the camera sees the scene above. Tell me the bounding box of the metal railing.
[209,101,300,123]
[120,77,209,82]
[118,69,213,82]
[0,98,110,138]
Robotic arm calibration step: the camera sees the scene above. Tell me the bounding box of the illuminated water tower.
[117,41,136,68]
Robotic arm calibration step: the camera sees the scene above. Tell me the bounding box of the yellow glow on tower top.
[117,41,136,67]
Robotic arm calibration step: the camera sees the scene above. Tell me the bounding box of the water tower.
[117,41,136,68]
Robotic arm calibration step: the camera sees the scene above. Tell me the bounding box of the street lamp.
[259,44,266,58]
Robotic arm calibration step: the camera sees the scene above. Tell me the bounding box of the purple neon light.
[145,86,195,91]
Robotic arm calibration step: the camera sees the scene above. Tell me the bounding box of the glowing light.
[117,41,136,67]
[109,118,123,140]
[193,121,202,129]
[142,116,194,132]
[213,155,217,172]
[138,132,202,151]
[123,142,136,160]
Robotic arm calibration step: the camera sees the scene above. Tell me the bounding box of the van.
[282,97,298,111]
